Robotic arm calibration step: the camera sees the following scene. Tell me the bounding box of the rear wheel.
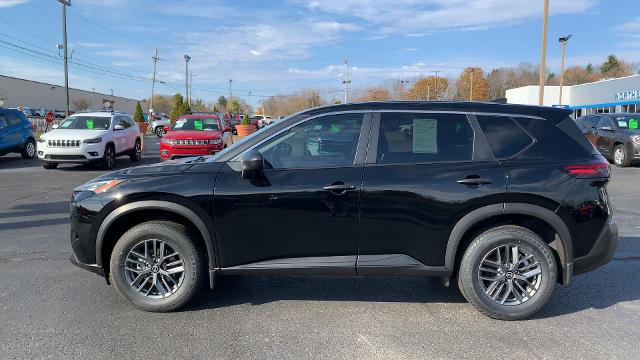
[458,225,557,320]
[21,138,36,159]
[613,144,631,167]
[109,221,204,312]
[129,139,142,162]
[101,144,115,170]
[42,162,58,169]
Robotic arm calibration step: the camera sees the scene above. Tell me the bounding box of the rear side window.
[556,117,598,155]
[376,112,474,164]
[476,115,533,159]
[515,117,592,160]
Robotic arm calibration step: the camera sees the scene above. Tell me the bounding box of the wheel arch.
[446,203,574,286]
[96,200,216,287]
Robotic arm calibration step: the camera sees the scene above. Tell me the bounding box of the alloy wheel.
[614,148,624,165]
[26,142,35,157]
[135,142,142,160]
[124,239,185,299]
[156,127,164,137]
[477,244,542,306]
[105,147,114,168]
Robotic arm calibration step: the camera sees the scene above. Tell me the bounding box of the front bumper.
[573,220,618,276]
[37,142,105,163]
[160,145,223,159]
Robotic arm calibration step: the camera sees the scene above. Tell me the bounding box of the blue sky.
[1,0,639,107]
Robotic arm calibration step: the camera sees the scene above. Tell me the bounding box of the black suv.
[576,113,640,167]
[70,101,617,320]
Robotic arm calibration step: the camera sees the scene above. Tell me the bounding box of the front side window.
[58,116,111,130]
[376,112,474,164]
[256,113,363,169]
[173,117,220,131]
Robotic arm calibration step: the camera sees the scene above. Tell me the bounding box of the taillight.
[562,162,610,178]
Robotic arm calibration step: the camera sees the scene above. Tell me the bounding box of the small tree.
[241,114,250,125]
[133,102,144,122]
[72,98,90,111]
[169,93,184,122]
[180,101,192,116]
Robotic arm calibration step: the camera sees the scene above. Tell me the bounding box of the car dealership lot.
[0,141,639,359]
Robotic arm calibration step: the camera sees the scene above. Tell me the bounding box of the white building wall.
[570,75,640,107]
[505,85,571,106]
[0,75,139,114]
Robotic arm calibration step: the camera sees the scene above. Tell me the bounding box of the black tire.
[21,138,36,159]
[42,163,58,169]
[155,127,165,137]
[129,139,142,162]
[109,221,204,312]
[101,144,115,170]
[613,144,631,167]
[457,225,557,320]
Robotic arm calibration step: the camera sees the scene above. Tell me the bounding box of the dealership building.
[506,74,640,118]
[0,75,140,114]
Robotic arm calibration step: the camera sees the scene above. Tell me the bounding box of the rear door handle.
[457,177,492,186]
[323,182,356,194]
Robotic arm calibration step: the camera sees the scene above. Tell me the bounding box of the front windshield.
[613,116,639,130]
[58,116,111,130]
[173,117,220,131]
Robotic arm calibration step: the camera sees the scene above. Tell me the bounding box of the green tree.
[169,93,184,122]
[586,63,594,73]
[133,101,144,122]
[179,101,192,116]
[601,54,631,78]
[217,96,227,110]
[240,114,250,125]
[228,98,240,114]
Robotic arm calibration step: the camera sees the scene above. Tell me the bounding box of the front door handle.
[323,182,356,195]
[457,176,492,186]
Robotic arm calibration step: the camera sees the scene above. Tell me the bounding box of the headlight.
[37,138,45,143]
[631,135,640,145]
[162,138,174,145]
[83,137,102,144]
[75,179,125,194]
[209,138,222,144]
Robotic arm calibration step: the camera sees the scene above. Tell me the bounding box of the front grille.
[48,139,81,147]
[171,139,209,146]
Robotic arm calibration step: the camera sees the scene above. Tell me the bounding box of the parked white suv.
[37,111,141,170]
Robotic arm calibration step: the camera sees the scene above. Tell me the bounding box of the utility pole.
[558,35,572,105]
[229,79,233,102]
[431,70,440,100]
[189,72,194,106]
[342,58,351,103]
[184,54,191,101]
[150,48,159,117]
[469,69,474,101]
[538,0,549,105]
[59,0,71,117]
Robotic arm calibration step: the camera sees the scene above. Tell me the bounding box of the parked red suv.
[160,115,232,161]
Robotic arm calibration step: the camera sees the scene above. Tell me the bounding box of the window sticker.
[194,120,203,130]
[629,118,638,130]
[86,119,94,129]
[174,119,186,129]
[413,118,437,153]
[618,120,628,128]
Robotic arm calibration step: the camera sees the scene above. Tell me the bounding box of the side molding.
[95,200,216,270]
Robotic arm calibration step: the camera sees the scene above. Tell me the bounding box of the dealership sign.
[615,90,640,101]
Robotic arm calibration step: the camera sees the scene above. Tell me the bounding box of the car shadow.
[0,200,71,231]
[0,155,40,170]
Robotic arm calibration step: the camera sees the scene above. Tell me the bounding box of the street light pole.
[538,0,549,105]
[59,0,71,117]
[184,54,190,101]
[558,35,572,105]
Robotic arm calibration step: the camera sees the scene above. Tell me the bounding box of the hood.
[88,159,198,184]
[164,129,222,140]
[42,129,109,140]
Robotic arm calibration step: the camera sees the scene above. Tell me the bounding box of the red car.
[160,115,232,161]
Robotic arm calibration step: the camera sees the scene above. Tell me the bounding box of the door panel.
[213,112,370,271]
[358,111,506,269]
[596,117,613,156]
[113,117,128,153]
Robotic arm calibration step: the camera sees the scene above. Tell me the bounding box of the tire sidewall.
[22,138,36,159]
[461,228,557,319]
[103,145,115,169]
[614,145,628,167]
[110,224,201,311]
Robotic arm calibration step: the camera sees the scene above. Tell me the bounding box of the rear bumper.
[573,220,618,276]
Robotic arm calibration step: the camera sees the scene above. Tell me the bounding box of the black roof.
[301,101,572,124]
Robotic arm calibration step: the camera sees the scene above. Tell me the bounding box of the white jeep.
[37,111,142,170]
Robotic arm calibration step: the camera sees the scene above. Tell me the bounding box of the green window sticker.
[194,120,203,130]
[629,118,638,130]
[86,119,94,129]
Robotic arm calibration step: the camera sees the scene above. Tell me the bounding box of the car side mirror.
[52,124,59,129]
[114,124,124,130]
[241,149,264,179]
[163,125,171,132]
[601,126,613,131]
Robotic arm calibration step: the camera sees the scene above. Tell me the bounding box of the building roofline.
[0,74,139,101]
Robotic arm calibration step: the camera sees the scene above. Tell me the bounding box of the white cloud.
[0,0,28,8]
[294,0,597,34]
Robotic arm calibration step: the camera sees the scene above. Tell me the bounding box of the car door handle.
[457,176,492,186]
[323,182,356,194]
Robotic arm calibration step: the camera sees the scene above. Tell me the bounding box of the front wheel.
[21,138,36,159]
[155,127,165,137]
[457,225,557,320]
[109,221,204,312]
[613,144,631,167]
[129,140,142,162]
[101,144,115,170]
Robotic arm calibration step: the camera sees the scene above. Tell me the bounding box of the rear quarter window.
[475,115,533,159]
[514,117,593,160]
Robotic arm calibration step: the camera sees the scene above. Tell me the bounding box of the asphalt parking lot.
[1,136,639,359]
